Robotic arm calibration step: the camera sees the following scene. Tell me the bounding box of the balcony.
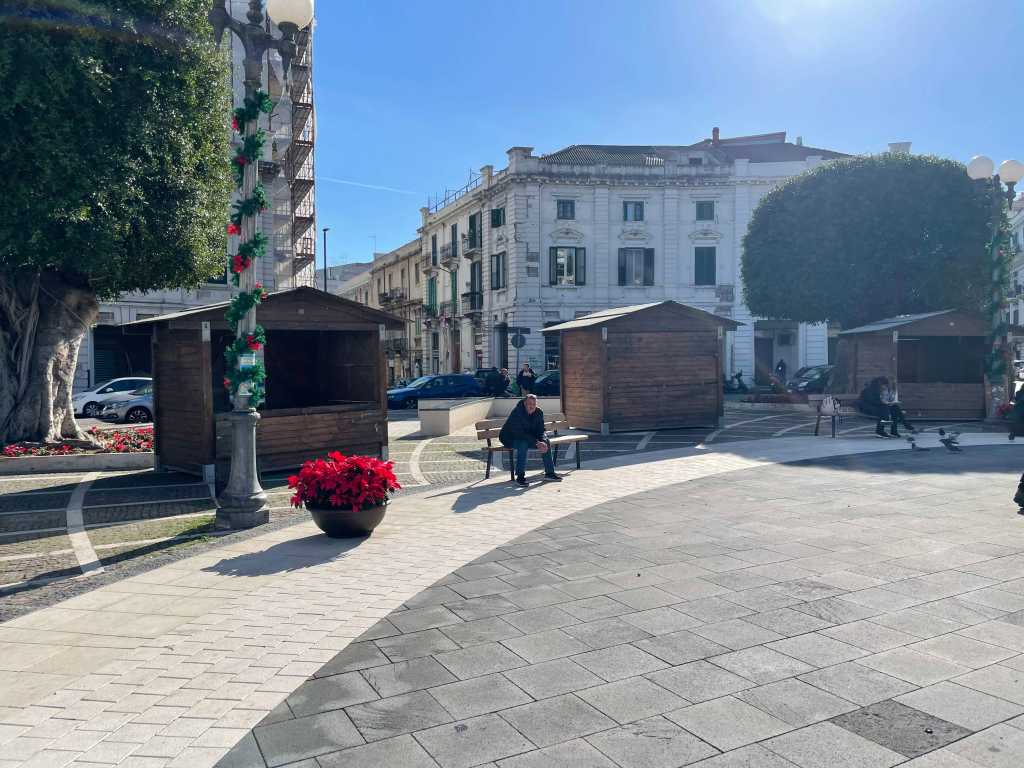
[379,289,407,306]
[258,160,280,183]
[461,291,483,314]
[294,236,315,269]
[384,338,408,357]
[439,300,457,318]
[422,250,439,274]
[462,231,482,258]
[439,243,458,266]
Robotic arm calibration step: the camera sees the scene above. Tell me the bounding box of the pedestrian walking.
[775,359,788,382]
[517,362,537,395]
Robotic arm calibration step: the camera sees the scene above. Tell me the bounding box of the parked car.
[72,376,152,418]
[98,384,154,423]
[786,365,834,394]
[532,370,560,396]
[387,374,482,409]
[1014,360,1024,381]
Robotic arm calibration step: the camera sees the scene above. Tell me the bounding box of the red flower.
[288,453,401,512]
[231,254,250,274]
[234,154,247,166]
[231,116,239,131]
[245,335,262,351]
[227,223,241,236]
[223,377,231,390]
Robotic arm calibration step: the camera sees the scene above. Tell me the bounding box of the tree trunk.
[0,272,98,445]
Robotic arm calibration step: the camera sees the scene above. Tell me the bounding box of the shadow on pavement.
[202,532,364,577]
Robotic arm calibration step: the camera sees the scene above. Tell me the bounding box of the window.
[467,212,481,249]
[451,267,458,305]
[450,223,458,258]
[431,234,437,266]
[427,277,437,312]
[623,201,644,222]
[490,251,507,290]
[556,199,575,220]
[549,247,586,286]
[618,248,654,286]
[688,157,703,166]
[696,201,715,221]
[490,207,505,227]
[695,247,716,286]
[415,264,420,284]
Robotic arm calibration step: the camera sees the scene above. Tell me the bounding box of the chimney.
[888,142,912,154]
[795,136,803,146]
[711,127,720,145]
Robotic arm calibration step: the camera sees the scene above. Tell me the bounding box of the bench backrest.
[476,413,570,441]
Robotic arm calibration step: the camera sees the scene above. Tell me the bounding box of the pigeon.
[907,435,929,451]
[938,428,961,452]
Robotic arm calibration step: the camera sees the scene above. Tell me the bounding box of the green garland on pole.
[223,89,274,406]
[984,207,1012,381]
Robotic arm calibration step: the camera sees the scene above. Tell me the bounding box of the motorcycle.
[723,370,749,394]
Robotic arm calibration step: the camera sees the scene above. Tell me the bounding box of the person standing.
[775,359,788,383]
[517,362,537,395]
[499,394,561,486]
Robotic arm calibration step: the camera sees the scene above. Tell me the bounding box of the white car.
[72,377,152,418]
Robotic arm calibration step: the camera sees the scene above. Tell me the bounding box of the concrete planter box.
[0,451,154,476]
[417,397,562,437]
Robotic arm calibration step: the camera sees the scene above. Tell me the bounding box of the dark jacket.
[499,400,545,447]
[485,370,508,396]
[517,369,536,392]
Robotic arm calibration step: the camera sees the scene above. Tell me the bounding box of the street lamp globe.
[966,155,995,180]
[998,159,1024,185]
[265,0,314,29]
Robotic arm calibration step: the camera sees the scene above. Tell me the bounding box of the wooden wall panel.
[154,327,213,474]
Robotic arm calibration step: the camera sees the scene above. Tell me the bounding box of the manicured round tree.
[741,154,993,330]
[0,0,231,444]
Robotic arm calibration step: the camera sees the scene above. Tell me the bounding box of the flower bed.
[1,426,153,457]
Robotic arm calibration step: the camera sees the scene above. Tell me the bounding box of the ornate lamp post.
[966,155,1024,418]
[209,0,315,529]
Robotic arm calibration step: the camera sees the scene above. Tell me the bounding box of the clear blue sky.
[311,0,1022,266]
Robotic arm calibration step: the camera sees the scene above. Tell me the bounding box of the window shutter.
[643,249,655,286]
[617,249,627,286]
[549,247,558,285]
[637,202,644,221]
[622,202,628,221]
[576,248,586,285]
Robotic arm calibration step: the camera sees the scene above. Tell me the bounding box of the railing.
[379,289,407,305]
[439,300,456,317]
[385,338,408,356]
[422,250,438,272]
[463,231,482,255]
[461,291,483,312]
[439,243,457,262]
[428,172,482,214]
[294,236,315,267]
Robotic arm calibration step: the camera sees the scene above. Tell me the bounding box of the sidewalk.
[0,435,1019,766]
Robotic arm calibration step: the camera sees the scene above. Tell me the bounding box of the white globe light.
[966,155,995,180]
[999,159,1024,184]
[266,0,314,28]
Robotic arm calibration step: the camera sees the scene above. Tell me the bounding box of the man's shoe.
[543,473,563,482]
[875,427,889,438]
[890,429,900,438]
[1014,487,1024,508]
[515,476,528,487]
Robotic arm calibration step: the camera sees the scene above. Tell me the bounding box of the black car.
[532,370,560,396]
[786,365,834,394]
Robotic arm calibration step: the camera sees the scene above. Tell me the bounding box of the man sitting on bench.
[499,394,562,486]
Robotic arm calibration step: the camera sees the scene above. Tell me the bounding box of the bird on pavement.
[938,429,961,452]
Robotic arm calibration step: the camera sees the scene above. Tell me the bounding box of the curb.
[0,452,154,476]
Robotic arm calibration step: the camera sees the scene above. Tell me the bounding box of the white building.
[75,10,317,392]
[418,129,848,383]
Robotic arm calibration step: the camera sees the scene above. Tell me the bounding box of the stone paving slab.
[0,436,1022,767]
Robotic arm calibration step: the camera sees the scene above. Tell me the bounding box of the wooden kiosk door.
[755,337,774,385]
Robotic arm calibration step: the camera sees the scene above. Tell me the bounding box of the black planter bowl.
[307,501,387,538]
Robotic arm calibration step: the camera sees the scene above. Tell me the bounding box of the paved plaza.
[0,433,1022,767]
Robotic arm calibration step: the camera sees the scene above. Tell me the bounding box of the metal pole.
[322,227,329,292]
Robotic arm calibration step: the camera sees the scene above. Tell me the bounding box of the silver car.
[99,384,154,423]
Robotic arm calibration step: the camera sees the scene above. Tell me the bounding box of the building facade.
[74,11,318,392]
[371,240,426,384]
[417,130,847,383]
[1007,194,1024,358]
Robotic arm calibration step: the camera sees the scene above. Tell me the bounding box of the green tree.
[741,154,992,330]
[0,0,231,444]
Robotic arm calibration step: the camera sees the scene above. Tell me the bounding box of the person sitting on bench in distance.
[499,393,562,487]
[856,376,915,438]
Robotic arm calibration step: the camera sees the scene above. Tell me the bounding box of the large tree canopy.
[0,0,231,443]
[741,153,992,330]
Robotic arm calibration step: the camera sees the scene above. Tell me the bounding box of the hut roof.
[541,301,741,333]
[123,286,404,329]
[838,310,960,336]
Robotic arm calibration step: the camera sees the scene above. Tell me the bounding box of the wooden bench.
[808,394,890,437]
[475,413,589,479]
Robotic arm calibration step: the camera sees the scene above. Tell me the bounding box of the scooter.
[723,370,749,394]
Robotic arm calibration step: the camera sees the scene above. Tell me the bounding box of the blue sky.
[311,0,1022,266]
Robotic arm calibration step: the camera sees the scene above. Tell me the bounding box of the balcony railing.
[422,250,438,272]
[461,291,483,312]
[439,300,456,317]
[385,338,408,356]
[379,289,407,305]
[439,243,457,263]
[463,231,482,256]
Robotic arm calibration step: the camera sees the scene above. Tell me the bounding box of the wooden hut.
[130,287,404,482]
[831,310,988,421]
[542,301,740,433]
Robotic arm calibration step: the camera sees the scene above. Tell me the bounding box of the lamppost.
[966,155,1024,418]
[209,0,315,529]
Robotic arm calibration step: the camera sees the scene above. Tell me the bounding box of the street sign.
[511,334,526,349]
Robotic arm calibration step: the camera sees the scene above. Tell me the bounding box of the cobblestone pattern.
[222,447,1024,768]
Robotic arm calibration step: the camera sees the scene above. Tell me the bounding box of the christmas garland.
[223,89,274,406]
[984,210,1012,381]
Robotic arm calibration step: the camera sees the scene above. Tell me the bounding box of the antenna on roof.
[712,127,720,145]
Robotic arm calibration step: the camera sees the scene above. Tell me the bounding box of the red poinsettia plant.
[288,452,400,512]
